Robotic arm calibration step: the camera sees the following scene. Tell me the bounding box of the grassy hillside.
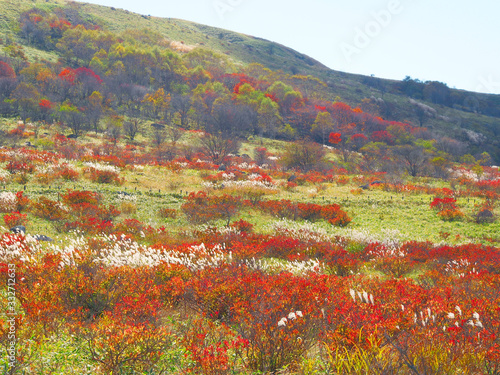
[1,0,499,163]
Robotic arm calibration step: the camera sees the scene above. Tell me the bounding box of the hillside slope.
[0,0,499,161]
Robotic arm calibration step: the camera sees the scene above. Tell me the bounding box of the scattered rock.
[476,209,495,224]
[218,164,227,171]
[287,175,297,182]
[10,225,26,234]
[9,225,53,241]
[33,234,53,241]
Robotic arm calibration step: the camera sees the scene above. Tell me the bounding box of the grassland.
[1,126,499,373]
[1,122,497,246]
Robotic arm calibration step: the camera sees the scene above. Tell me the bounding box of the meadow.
[0,123,499,374]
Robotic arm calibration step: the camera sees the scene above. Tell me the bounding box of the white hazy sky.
[81,0,500,94]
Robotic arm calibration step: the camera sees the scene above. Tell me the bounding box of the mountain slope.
[0,0,499,161]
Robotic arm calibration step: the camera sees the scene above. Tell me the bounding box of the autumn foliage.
[0,4,500,375]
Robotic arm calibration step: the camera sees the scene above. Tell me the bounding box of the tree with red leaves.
[59,68,76,84]
[371,130,395,145]
[38,99,53,110]
[181,191,242,226]
[328,132,341,145]
[349,133,369,151]
[0,62,16,79]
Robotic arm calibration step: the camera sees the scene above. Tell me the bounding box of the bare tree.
[170,94,191,128]
[167,126,184,144]
[199,133,240,164]
[435,137,467,161]
[411,99,436,127]
[123,119,143,141]
[106,124,121,145]
[394,145,429,177]
[105,115,123,145]
[151,125,167,148]
[205,102,257,137]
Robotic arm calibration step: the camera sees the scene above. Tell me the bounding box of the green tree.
[56,25,96,65]
[11,82,40,123]
[58,101,86,136]
[257,97,282,138]
[280,140,326,171]
[311,111,334,144]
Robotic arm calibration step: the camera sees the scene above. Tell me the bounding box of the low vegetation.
[0,1,499,374]
[0,129,498,374]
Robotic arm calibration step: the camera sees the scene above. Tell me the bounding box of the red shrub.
[158,207,177,219]
[430,197,464,221]
[181,192,242,226]
[430,197,457,211]
[437,208,464,221]
[262,236,309,260]
[3,212,27,228]
[56,165,79,181]
[30,197,68,222]
[114,219,145,237]
[181,318,247,375]
[258,199,351,227]
[61,190,101,206]
[87,169,123,184]
[230,219,254,233]
[258,199,298,220]
[15,191,30,212]
[63,217,114,234]
[6,161,35,174]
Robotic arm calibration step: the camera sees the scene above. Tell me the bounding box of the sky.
[81,0,500,94]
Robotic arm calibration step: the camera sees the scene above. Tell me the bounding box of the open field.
[0,124,499,374]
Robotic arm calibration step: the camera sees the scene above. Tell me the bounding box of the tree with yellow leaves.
[142,88,170,120]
